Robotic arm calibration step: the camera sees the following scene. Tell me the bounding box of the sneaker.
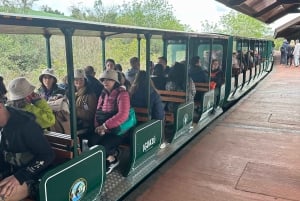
[106,158,119,175]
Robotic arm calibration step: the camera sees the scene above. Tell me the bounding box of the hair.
[168,62,186,90]
[153,64,164,77]
[158,56,167,63]
[190,56,200,66]
[129,70,156,97]
[84,65,95,76]
[0,76,8,103]
[115,64,123,72]
[117,71,131,89]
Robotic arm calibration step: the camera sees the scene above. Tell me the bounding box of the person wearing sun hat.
[37,68,65,101]
[73,69,97,142]
[90,69,130,174]
[6,77,55,129]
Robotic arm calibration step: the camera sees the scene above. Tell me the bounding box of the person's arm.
[24,98,55,128]
[13,122,55,184]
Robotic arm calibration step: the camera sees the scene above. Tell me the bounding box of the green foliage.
[218,11,272,38]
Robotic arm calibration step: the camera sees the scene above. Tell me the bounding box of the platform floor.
[124,64,300,201]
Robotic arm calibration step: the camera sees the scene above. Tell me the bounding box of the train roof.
[216,0,300,24]
[274,16,300,40]
[0,12,230,40]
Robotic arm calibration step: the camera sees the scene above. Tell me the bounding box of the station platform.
[124,61,300,200]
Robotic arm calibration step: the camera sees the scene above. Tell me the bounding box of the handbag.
[117,107,137,136]
[47,96,69,113]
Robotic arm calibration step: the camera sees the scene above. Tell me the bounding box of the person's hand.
[95,126,106,136]
[0,175,20,198]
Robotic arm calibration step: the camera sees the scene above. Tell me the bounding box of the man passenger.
[0,100,54,201]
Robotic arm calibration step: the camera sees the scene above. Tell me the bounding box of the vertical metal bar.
[44,33,52,68]
[61,27,78,158]
[100,33,106,72]
[137,35,141,60]
[144,33,152,119]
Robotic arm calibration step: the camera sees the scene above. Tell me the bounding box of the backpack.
[280,46,286,53]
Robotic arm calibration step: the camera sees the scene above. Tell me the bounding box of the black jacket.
[0,107,54,184]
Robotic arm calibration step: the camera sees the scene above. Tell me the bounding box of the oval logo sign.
[69,178,87,201]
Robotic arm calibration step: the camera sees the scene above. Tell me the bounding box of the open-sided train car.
[0,12,273,201]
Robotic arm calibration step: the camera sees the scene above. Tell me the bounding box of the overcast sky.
[34,0,300,31]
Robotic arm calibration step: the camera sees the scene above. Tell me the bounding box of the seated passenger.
[90,69,130,174]
[105,58,116,70]
[130,71,164,120]
[189,56,209,83]
[74,69,97,134]
[210,59,224,89]
[7,77,55,129]
[125,57,140,84]
[0,76,7,104]
[151,63,167,90]
[115,63,123,72]
[117,71,131,90]
[37,68,65,101]
[84,65,103,99]
[166,62,196,111]
[0,101,55,201]
[157,56,171,77]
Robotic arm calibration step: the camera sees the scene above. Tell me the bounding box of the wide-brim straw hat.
[8,77,35,100]
[39,68,57,83]
[100,69,119,84]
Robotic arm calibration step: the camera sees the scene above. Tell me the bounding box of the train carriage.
[0,12,273,201]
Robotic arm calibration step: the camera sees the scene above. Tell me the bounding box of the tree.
[199,20,220,33]
[217,11,272,38]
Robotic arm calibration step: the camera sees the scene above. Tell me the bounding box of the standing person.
[210,59,224,108]
[6,77,55,129]
[287,40,295,66]
[0,101,55,201]
[280,39,289,66]
[90,69,130,174]
[0,76,7,104]
[84,65,103,99]
[293,39,300,67]
[37,68,65,101]
[125,57,140,84]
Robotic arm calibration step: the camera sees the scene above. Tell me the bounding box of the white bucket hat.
[100,69,119,84]
[74,69,86,79]
[39,68,57,83]
[8,77,35,100]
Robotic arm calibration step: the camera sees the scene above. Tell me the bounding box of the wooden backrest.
[133,107,150,122]
[157,90,186,103]
[44,131,80,164]
[194,82,210,92]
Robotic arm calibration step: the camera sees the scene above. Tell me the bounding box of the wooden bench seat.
[157,90,186,123]
[194,82,210,92]
[44,131,80,165]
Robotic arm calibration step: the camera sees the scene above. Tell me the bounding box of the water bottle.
[82,139,89,152]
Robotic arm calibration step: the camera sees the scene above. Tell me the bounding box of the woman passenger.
[37,68,65,100]
[74,69,97,135]
[105,58,116,70]
[130,70,164,120]
[90,69,130,174]
[6,77,55,129]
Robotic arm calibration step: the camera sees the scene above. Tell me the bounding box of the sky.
[34,0,300,31]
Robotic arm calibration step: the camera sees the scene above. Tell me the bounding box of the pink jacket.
[95,87,130,130]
